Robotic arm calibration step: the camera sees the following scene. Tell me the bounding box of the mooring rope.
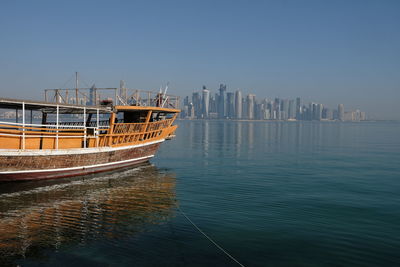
[175,204,245,267]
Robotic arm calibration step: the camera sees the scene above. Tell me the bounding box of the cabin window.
[121,111,148,123]
[151,112,171,121]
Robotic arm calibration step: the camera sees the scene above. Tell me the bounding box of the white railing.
[0,103,110,150]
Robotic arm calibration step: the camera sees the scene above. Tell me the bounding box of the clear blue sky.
[0,0,399,119]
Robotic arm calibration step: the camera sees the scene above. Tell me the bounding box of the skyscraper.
[288,99,295,119]
[296,97,301,120]
[188,102,195,119]
[218,84,226,119]
[309,102,316,120]
[202,86,210,118]
[281,99,289,120]
[323,108,333,120]
[235,90,242,119]
[192,92,201,118]
[338,104,344,121]
[274,98,280,120]
[183,96,189,106]
[247,94,256,119]
[316,103,323,120]
[226,92,235,119]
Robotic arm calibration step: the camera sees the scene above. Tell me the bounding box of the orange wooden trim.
[108,113,116,146]
[145,110,153,123]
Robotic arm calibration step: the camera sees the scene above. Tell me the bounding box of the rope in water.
[175,204,245,267]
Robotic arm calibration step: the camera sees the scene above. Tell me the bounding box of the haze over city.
[0,0,399,119]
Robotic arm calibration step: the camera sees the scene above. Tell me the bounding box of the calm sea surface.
[0,120,399,266]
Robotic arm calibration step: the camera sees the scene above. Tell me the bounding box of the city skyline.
[0,1,399,119]
[182,84,366,122]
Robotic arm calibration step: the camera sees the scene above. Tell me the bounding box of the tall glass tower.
[235,90,242,119]
[202,86,210,119]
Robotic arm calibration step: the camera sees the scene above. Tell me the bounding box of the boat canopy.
[0,98,112,114]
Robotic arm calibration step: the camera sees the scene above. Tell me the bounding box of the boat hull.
[0,140,163,181]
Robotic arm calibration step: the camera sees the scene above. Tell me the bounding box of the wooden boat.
[0,85,180,181]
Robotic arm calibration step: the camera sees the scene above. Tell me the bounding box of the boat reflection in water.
[0,163,176,265]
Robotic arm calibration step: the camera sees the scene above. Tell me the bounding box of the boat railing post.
[83,107,87,148]
[144,110,152,134]
[96,108,99,147]
[108,112,116,146]
[75,71,79,105]
[56,104,59,150]
[22,102,25,150]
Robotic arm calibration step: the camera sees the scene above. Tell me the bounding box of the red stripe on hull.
[0,157,151,182]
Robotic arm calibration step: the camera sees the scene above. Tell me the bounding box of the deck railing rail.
[0,102,109,150]
[0,117,175,150]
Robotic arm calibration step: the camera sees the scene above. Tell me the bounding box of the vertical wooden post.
[22,102,25,150]
[143,110,152,140]
[170,113,178,126]
[108,112,116,146]
[56,105,59,150]
[96,109,99,147]
[83,107,86,148]
[75,72,79,105]
[40,112,47,149]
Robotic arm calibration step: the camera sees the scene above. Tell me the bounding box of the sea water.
[0,120,399,266]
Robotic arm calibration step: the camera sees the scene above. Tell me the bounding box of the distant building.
[281,99,289,120]
[192,92,201,118]
[322,108,333,120]
[226,92,235,119]
[188,103,195,119]
[360,112,366,121]
[212,93,219,114]
[181,105,188,119]
[183,96,189,106]
[209,94,216,113]
[288,99,295,119]
[296,97,301,120]
[344,111,354,121]
[202,87,210,118]
[247,94,256,119]
[316,104,323,121]
[235,90,242,119]
[218,84,226,119]
[274,98,280,120]
[338,104,344,121]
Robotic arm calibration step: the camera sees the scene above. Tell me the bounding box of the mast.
[75,72,79,105]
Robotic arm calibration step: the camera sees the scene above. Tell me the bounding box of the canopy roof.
[0,98,112,114]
